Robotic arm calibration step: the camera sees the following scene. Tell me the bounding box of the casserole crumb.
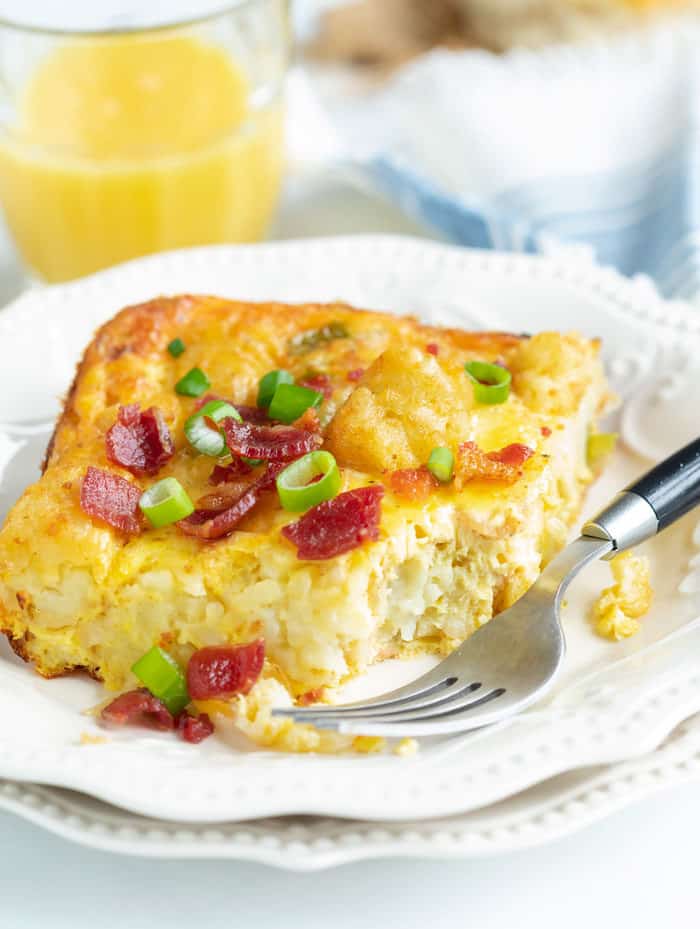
[593,551,653,640]
[394,737,419,757]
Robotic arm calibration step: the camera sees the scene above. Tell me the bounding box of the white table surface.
[1,176,699,929]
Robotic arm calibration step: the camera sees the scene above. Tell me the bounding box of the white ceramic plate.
[3,711,700,869]
[1,236,700,826]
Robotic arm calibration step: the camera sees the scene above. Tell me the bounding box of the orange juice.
[0,35,284,282]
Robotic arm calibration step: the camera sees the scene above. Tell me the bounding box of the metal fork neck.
[582,491,659,557]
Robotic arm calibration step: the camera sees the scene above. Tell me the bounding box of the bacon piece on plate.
[101,688,174,731]
[281,485,384,560]
[425,343,439,356]
[195,482,251,513]
[187,640,265,699]
[193,393,227,411]
[106,404,174,476]
[80,466,142,534]
[178,485,260,539]
[298,687,325,706]
[455,441,533,488]
[488,443,534,468]
[178,462,285,540]
[222,418,321,462]
[254,460,287,491]
[209,458,254,484]
[176,711,214,743]
[234,404,271,425]
[299,373,332,400]
[388,466,439,500]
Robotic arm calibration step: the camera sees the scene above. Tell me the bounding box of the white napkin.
[316,18,700,300]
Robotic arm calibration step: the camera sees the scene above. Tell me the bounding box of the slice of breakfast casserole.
[0,296,610,751]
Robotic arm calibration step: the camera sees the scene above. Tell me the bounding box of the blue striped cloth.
[342,23,700,300]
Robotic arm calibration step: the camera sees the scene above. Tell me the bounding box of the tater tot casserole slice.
[0,296,611,751]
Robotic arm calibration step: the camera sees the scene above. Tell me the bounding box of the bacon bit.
[187,640,265,700]
[347,367,365,382]
[455,441,534,488]
[194,393,227,411]
[105,404,174,476]
[235,404,271,425]
[292,407,321,433]
[298,687,325,706]
[177,462,285,540]
[299,373,332,400]
[254,459,287,492]
[388,466,439,500]
[80,466,142,534]
[176,711,214,744]
[425,343,439,356]
[222,418,321,462]
[488,443,534,468]
[541,426,552,437]
[178,485,259,539]
[282,485,384,560]
[195,482,251,512]
[101,689,174,731]
[209,458,253,484]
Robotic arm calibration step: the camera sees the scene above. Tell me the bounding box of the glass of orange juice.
[0,1,288,282]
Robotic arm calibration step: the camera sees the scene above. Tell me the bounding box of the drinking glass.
[0,0,289,282]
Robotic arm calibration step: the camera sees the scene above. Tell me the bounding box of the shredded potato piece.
[593,551,653,640]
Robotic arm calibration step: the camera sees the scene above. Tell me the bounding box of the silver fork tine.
[317,686,513,737]
[294,684,505,729]
[277,680,482,721]
[275,665,464,718]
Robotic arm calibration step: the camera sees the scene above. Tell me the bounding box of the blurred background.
[0,0,698,302]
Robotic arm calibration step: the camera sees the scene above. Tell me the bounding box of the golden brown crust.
[43,295,200,472]
[3,623,104,681]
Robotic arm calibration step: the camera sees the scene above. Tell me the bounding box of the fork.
[272,437,700,737]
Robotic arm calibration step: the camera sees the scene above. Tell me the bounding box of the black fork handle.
[583,436,700,553]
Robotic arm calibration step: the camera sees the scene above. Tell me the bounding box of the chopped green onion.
[167,337,186,358]
[288,321,349,355]
[276,451,341,512]
[464,361,511,405]
[587,432,618,468]
[242,457,264,467]
[257,369,294,408]
[185,400,242,457]
[427,447,455,483]
[139,477,195,528]
[268,383,322,424]
[175,367,210,397]
[131,646,190,716]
